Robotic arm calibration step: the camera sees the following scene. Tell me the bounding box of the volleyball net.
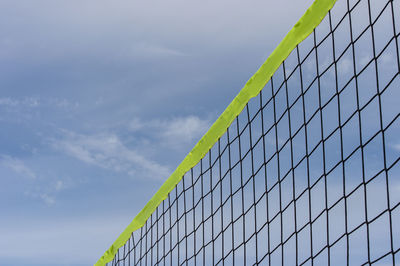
[97,0,400,265]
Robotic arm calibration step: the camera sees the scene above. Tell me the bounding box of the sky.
[1,0,400,265]
[0,0,325,265]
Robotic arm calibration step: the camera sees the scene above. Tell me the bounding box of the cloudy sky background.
[0,0,323,265]
[1,0,399,265]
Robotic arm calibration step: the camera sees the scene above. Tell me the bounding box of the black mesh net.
[107,0,400,264]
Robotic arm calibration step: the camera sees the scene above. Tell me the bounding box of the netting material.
[106,0,399,265]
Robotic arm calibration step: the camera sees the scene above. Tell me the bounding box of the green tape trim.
[95,0,337,265]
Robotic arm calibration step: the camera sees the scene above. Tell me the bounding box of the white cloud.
[129,115,211,146]
[47,97,80,109]
[0,155,69,205]
[0,155,36,179]
[39,193,56,206]
[52,131,171,180]
[128,117,145,132]
[0,97,39,108]
[0,97,19,106]
[0,97,80,111]
[24,178,70,206]
[162,116,211,143]
[55,180,64,191]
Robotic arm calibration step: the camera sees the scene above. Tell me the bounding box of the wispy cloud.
[52,131,171,180]
[129,115,211,147]
[0,97,19,106]
[26,179,70,206]
[0,155,36,179]
[160,116,211,144]
[0,97,39,108]
[54,180,64,191]
[39,193,56,206]
[0,155,69,205]
[0,97,79,111]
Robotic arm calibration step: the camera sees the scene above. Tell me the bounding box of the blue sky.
[1,0,400,265]
[0,0,322,265]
